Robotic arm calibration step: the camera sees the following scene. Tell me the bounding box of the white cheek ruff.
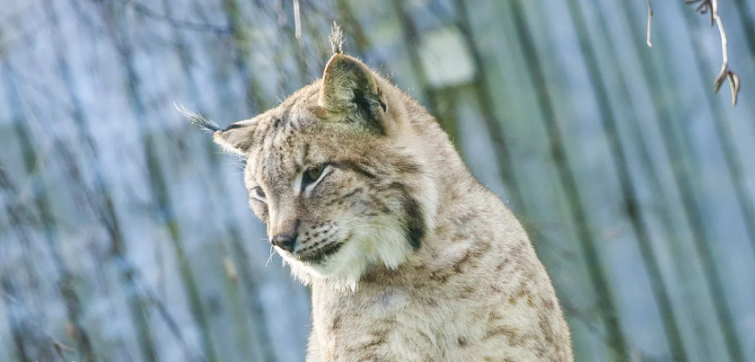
[280,216,413,290]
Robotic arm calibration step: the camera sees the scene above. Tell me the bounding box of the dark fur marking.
[461,285,476,295]
[508,288,529,305]
[543,299,555,311]
[539,314,556,344]
[281,105,293,124]
[332,160,376,179]
[483,326,517,342]
[430,270,451,283]
[344,329,388,352]
[382,181,426,250]
[340,187,362,199]
[352,89,380,130]
[453,241,492,273]
[496,257,510,271]
[352,88,371,115]
[301,143,309,164]
[398,186,425,250]
[393,157,423,174]
[350,86,385,136]
[331,315,342,331]
[456,212,476,226]
[488,311,504,322]
[225,123,245,131]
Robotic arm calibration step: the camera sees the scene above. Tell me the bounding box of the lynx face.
[210,54,438,287]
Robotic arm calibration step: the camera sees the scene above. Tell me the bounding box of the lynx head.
[186,51,442,289]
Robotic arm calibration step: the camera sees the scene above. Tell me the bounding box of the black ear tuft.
[175,103,256,155]
[175,103,222,132]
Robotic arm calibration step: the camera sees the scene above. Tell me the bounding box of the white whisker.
[265,244,275,267]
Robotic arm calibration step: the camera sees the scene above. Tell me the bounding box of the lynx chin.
[185,28,573,362]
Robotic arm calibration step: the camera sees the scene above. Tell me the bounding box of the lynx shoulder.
[190,28,573,362]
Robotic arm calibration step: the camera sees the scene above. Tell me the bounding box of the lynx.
[184,29,573,362]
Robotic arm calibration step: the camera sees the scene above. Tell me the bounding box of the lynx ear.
[212,120,256,155]
[176,104,255,156]
[319,54,386,133]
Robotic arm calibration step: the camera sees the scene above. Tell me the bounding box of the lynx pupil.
[304,165,324,186]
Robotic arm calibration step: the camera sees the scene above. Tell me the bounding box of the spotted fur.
[206,51,573,361]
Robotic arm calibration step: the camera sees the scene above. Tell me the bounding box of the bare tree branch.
[293,0,306,75]
[119,0,231,35]
[686,0,741,105]
[646,0,653,47]
[293,0,302,42]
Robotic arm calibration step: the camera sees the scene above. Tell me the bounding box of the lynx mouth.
[296,242,345,264]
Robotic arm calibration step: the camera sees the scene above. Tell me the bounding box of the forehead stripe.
[331,160,376,179]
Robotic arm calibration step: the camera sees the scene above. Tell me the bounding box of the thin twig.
[646,0,653,47]
[293,0,305,57]
[290,0,308,80]
[53,341,75,354]
[120,0,231,35]
[710,0,741,105]
[686,0,741,105]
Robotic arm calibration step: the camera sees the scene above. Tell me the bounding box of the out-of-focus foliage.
[1,0,754,361]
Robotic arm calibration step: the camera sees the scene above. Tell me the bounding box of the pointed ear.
[212,120,256,156]
[318,54,386,133]
[177,104,256,156]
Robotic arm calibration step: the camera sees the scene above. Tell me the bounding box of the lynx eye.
[252,186,266,202]
[303,164,325,186]
[301,164,331,195]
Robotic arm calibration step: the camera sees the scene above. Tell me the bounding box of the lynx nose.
[271,219,300,253]
[271,233,297,253]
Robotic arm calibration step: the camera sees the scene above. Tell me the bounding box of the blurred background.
[1,0,754,361]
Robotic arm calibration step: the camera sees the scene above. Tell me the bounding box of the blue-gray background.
[1,0,754,361]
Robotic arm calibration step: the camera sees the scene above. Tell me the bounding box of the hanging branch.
[686,0,741,105]
[292,0,308,76]
[626,1,747,359]
[293,0,302,45]
[646,0,654,47]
